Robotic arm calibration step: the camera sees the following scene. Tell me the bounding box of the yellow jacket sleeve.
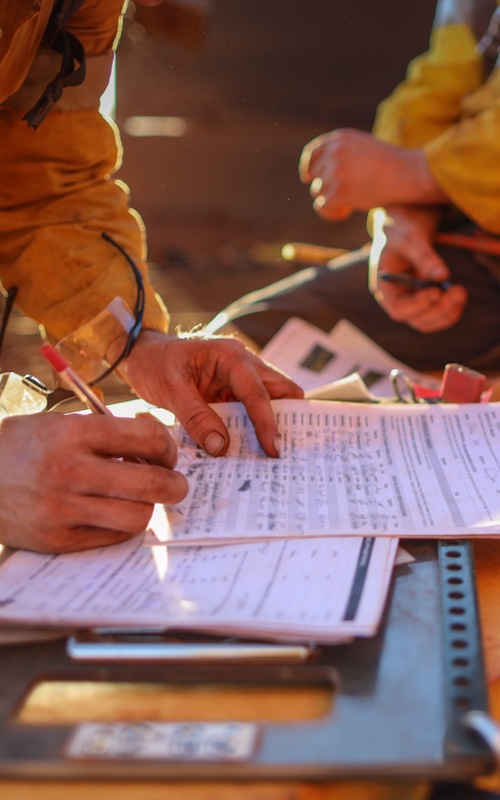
[372,20,500,234]
[373,25,484,147]
[424,68,500,233]
[0,0,169,344]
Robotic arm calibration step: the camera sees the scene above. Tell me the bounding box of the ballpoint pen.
[40,343,113,415]
[378,271,452,291]
[66,629,315,663]
[41,343,149,463]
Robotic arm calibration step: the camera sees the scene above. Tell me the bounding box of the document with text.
[260,318,440,397]
[0,534,398,641]
[155,399,500,544]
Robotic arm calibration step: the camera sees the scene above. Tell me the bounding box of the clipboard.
[0,539,496,781]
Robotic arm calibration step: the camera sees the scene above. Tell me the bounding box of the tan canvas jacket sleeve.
[0,0,169,345]
[372,2,500,234]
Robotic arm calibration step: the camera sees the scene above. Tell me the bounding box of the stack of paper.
[0,319,497,645]
[260,318,440,398]
[0,535,397,643]
[158,399,500,545]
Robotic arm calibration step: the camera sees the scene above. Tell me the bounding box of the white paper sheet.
[260,318,440,397]
[157,399,500,544]
[0,534,398,642]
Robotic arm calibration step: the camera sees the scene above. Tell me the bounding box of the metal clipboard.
[0,539,495,781]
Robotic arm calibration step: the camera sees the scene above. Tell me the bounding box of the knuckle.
[247,383,270,403]
[145,418,175,456]
[219,336,246,356]
[183,406,211,441]
[45,453,79,486]
[0,415,19,434]
[116,499,154,533]
[146,467,171,496]
[41,492,76,530]
[60,413,87,438]
[132,503,155,532]
[132,418,178,465]
[138,465,188,505]
[166,472,189,504]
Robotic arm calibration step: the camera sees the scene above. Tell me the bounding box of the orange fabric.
[65,0,127,56]
[0,1,53,100]
[470,540,500,792]
[0,0,169,344]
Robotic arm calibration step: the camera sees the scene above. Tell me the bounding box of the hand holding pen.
[41,342,187,491]
[0,346,188,553]
[41,343,113,415]
[41,343,152,465]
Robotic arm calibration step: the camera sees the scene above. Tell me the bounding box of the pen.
[378,272,451,291]
[66,633,314,663]
[40,343,113,415]
[41,343,151,464]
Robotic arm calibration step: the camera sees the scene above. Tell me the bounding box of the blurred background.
[115,0,436,332]
[3,0,437,391]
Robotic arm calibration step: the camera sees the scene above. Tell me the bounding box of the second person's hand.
[369,205,468,333]
[299,128,448,221]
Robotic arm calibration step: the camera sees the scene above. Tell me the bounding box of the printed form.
[156,399,500,544]
[0,535,397,641]
[260,318,440,397]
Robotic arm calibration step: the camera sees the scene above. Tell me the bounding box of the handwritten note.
[158,400,500,544]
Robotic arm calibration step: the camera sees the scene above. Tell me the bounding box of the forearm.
[382,147,450,206]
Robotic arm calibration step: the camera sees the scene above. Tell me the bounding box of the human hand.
[0,413,188,553]
[299,128,447,221]
[118,331,304,458]
[369,206,468,332]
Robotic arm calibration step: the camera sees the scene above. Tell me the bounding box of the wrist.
[400,150,449,205]
[112,329,174,385]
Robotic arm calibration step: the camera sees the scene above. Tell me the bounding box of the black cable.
[0,286,18,364]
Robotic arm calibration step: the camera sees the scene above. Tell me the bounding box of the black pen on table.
[378,271,452,291]
[40,343,149,463]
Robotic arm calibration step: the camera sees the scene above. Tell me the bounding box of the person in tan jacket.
[0,0,302,553]
[208,0,500,374]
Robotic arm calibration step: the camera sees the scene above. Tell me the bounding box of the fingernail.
[310,177,323,194]
[273,435,281,457]
[203,431,226,456]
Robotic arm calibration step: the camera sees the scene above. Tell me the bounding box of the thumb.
[175,392,230,456]
[410,238,450,283]
[313,196,353,221]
